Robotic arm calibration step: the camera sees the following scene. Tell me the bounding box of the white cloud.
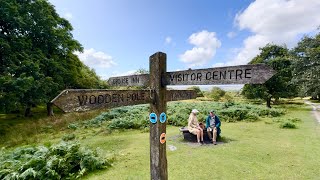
[229,0,320,65]
[227,31,237,38]
[74,48,117,69]
[64,12,73,20]
[165,37,172,44]
[212,63,225,68]
[180,30,221,67]
[111,70,137,77]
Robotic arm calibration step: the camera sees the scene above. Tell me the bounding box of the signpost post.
[51,51,276,180]
[149,52,167,180]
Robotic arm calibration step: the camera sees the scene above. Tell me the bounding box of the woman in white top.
[188,109,204,144]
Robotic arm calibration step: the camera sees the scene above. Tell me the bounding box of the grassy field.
[1,100,320,179]
[80,104,320,179]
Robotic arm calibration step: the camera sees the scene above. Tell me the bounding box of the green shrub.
[0,141,110,179]
[288,117,301,123]
[108,118,134,129]
[186,86,204,97]
[224,93,234,103]
[269,117,300,129]
[68,123,78,130]
[208,87,226,101]
[279,121,297,129]
[168,114,189,126]
[219,108,249,121]
[68,101,286,130]
[256,108,285,117]
[62,134,76,141]
[107,111,149,130]
[245,112,259,122]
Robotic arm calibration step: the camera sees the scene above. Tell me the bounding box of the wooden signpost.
[108,74,149,87]
[51,89,196,113]
[108,65,275,87]
[51,89,151,112]
[51,51,276,180]
[165,64,275,85]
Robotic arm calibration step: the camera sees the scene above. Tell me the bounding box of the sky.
[48,0,320,90]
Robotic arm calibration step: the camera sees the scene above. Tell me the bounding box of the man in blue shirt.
[205,110,221,145]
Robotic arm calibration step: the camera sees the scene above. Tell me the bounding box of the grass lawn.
[1,101,319,179]
[78,104,320,179]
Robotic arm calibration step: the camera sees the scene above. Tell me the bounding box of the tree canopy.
[241,44,297,108]
[291,33,320,100]
[0,0,106,116]
[208,87,226,101]
[186,86,204,97]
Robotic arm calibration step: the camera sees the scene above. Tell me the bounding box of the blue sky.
[48,0,320,86]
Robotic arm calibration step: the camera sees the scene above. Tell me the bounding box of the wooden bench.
[179,127,212,142]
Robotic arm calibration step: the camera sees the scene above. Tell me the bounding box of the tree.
[187,86,204,97]
[134,68,149,75]
[208,87,226,101]
[291,33,320,100]
[0,0,105,116]
[241,44,297,108]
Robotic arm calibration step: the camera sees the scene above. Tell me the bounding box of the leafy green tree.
[208,87,226,101]
[0,0,105,116]
[241,44,297,108]
[291,33,320,100]
[187,86,204,97]
[135,68,149,75]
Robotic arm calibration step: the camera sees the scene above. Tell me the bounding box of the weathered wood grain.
[107,74,149,86]
[51,89,151,112]
[149,52,168,180]
[108,64,276,87]
[51,89,197,113]
[166,90,197,101]
[164,64,276,85]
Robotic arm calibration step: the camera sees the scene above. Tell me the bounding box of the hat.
[210,110,215,113]
[191,109,199,114]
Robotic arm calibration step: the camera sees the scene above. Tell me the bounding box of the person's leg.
[196,129,200,143]
[200,128,204,142]
[207,128,212,141]
[213,127,217,144]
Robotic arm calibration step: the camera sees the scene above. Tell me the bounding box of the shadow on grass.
[169,133,236,147]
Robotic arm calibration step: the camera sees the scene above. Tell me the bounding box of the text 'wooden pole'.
[150,52,167,180]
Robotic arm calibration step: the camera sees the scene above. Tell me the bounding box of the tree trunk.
[24,105,32,117]
[274,97,280,105]
[266,97,272,108]
[47,102,54,116]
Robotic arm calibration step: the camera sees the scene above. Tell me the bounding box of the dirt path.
[305,100,320,123]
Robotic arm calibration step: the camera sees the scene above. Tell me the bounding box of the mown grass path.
[305,100,320,123]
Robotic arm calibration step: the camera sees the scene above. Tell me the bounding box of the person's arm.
[205,116,210,128]
[195,118,200,129]
[188,115,193,128]
[215,115,221,128]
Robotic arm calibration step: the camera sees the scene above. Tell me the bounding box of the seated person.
[205,110,221,145]
[188,109,204,144]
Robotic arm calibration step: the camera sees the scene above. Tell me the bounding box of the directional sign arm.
[107,74,150,87]
[51,89,151,112]
[164,64,276,85]
[166,90,197,101]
